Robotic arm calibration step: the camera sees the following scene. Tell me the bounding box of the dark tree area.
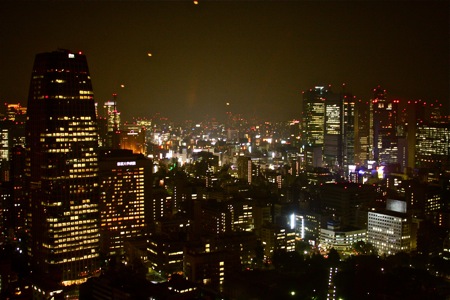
[226,251,450,300]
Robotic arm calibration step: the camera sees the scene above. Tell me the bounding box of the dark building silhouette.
[354,99,372,165]
[319,182,377,228]
[371,86,399,165]
[10,145,26,233]
[25,49,100,289]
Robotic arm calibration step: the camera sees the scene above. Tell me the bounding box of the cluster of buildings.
[0,49,448,299]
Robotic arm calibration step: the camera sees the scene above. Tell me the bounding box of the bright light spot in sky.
[120,84,125,88]
[147,53,152,57]
[193,0,198,5]
[226,102,230,106]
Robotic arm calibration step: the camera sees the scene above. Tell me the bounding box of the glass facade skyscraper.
[25,49,100,286]
[302,86,327,146]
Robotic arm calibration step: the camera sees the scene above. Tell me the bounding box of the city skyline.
[1,1,449,122]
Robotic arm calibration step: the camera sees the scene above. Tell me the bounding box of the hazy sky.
[1,1,448,122]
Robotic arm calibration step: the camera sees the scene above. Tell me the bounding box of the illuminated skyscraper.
[98,149,151,256]
[323,91,356,173]
[302,86,327,146]
[103,94,121,149]
[302,86,356,174]
[415,122,450,173]
[25,50,100,287]
[400,99,447,172]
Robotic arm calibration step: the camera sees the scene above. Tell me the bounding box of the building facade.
[367,199,415,255]
[98,149,151,256]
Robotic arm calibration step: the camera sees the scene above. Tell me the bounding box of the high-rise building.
[367,199,415,255]
[319,182,377,229]
[10,145,26,233]
[302,86,356,174]
[354,99,372,165]
[25,49,100,287]
[302,86,327,146]
[323,92,342,168]
[98,149,151,256]
[371,86,399,165]
[103,94,121,149]
[415,122,450,173]
[237,156,253,184]
[396,99,447,173]
[103,95,120,131]
[323,91,356,173]
[260,224,296,258]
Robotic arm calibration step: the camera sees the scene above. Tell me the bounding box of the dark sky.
[1,1,448,122]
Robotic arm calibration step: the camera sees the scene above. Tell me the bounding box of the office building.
[260,224,295,258]
[367,199,414,255]
[10,145,26,233]
[292,211,323,244]
[103,94,121,149]
[237,156,253,184]
[415,122,449,172]
[302,86,327,146]
[302,86,356,174]
[319,220,366,252]
[323,91,356,173]
[184,246,241,291]
[98,149,151,256]
[25,49,100,286]
[320,183,376,228]
[147,233,184,276]
[371,86,399,165]
[354,99,372,165]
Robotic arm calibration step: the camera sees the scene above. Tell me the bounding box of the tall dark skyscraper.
[25,50,100,287]
[371,86,398,165]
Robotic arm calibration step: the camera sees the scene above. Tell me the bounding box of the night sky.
[1,1,448,122]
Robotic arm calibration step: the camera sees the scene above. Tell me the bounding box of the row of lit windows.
[55,116,91,121]
[49,253,98,264]
[101,215,145,223]
[44,237,99,249]
[103,202,144,208]
[79,90,94,95]
[68,204,98,211]
[52,229,98,238]
[103,211,144,218]
[50,219,97,228]
[51,239,99,249]
[51,129,97,136]
[49,231,99,241]
[49,228,98,237]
